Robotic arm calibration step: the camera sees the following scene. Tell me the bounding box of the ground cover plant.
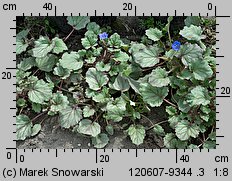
[16,16,216,149]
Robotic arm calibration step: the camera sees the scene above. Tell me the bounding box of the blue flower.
[99,32,108,40]
[172,41,181,51]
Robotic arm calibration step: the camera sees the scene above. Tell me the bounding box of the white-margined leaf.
[59,52,83,71]
[77,119,101,137]
[91,133,109,148]
[28,80,53,104]
[175,120,200,141]
[59,106,82,128]
[145,28,163,42]
[86,68,109,91]
[140,83,168,107]
[67,16,90,30]
[148,67,170,87]
[127,124,145,146]
[133,46,161,68]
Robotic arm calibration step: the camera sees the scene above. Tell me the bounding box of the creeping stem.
[64,27,75,42]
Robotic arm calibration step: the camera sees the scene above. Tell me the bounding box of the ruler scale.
[0,0,231,180]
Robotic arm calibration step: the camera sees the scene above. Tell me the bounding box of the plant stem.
[31,112,47,123]
[94,112,103,122]
[147,120,169,131]
[159,56,169,61]
[167,27,172,45]
[163,98,177,108]
[59,80,63,91]
[55,85,73,94]
[141,114,154,126]
[197,137,209,148]
[19,107,24,114]
[64,28,75,41]
[32,69,39,76]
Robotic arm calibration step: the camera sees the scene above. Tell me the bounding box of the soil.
[16,106,167,149]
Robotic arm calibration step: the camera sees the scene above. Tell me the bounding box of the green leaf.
[127,77,141,94]
[166,106,177,116]
[50,92,69,113]
[31,124,41,136]
[127,124,145,146]
[177,43,203,66]
[209,132,216,141]
[36,54,57,72]
[148,67,170,87]
[177,98,191,113]
[187,86,210,106]
[145,28,163,42]
[16,29,29,40]
[96,62,111,72]
[16,29,29,55]
[168,116,179,129]
[32,36,55,58]
[77,119,101,137]
[32,103,41,113]
[92,87,111,103]
[175,140,188,149]
[111,74,130,92]
[16,115,32,140]
[86,68,109,91]
[59,52,83,71]
[180,25,204,41]
[184,16,201,27]
[87,22,101,35]
[164,133,177,148]
[91,47,103,56]
[53,65,71,79]
[108,33,122,48]
[105,97,127,122]
[165,49,176,59]
[52,37,68,54]
[81,31,98,49]
[17,57,35,71]
[16,40,28,55]
[17,98,26,107]
[85,56,96,64]
[106,125,114,135]
[153,124,165,136]
[175,120,200,141]
[140,83,168,107]
[178,69,192,80]
[59,106,82,128]
[203,140,216,149]
[188,144,198,149]
[189,59,213,81]
[163,16,173,32]
[91,133,109,148]
[133,46,161,68]
[67,16,90,30]
[28,80,53,104]
[129,43,146,54]
[113,51,129,62]
[204,56,216,68]
[83,106,95,117]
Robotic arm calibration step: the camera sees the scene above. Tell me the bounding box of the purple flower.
[99,32,108,40]
[172,41,181,51]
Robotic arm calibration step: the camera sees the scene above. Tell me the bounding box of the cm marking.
[215,156,229,163]
[2,4,16,11]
